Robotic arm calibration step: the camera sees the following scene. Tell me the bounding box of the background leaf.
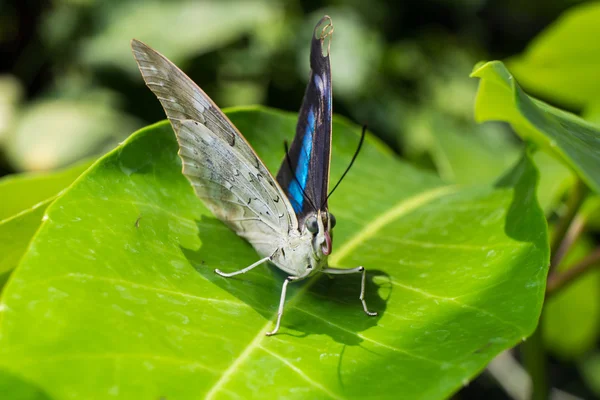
[399,110,573,213]
[0,108,548,399]
[402,113,520,185]
[298,9,383,99]
[533,151,575,214]
[81,0,281,74]
[471,61,600,194]
[5,99,140,171]
[0,160,91,289]
[507,2,600,109]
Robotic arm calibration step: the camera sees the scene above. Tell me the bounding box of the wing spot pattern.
[179,138,273,209]
[179,126,288,228]
[181,149,276,218]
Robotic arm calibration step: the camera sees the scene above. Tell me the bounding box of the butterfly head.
[304,210,336,258]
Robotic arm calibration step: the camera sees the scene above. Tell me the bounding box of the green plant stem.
[550,214,586,273]
[522,324,548,400]
[522,178,589,400]
[547,247,600,297]
[549,179,588,271]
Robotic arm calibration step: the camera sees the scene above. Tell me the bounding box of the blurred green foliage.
[471,61,600,193]
[507,2,600,110]
[0,0,588,174]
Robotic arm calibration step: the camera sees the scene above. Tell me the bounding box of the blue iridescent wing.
[276,16,333,225]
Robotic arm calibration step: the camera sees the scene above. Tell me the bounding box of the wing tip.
[314,15,333,37]
[130,38,148,52]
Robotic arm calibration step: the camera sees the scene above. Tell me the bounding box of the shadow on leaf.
[0,368,51,400]
[495,148,546,246]
[180,216,388,345]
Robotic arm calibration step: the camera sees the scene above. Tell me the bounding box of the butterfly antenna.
[323,125,367,207]
[284,141,318,212]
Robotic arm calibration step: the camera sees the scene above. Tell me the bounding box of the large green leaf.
[471,61,600,194]
[0,108,548,399]
[507,2,600,109]
[0,161,91,289]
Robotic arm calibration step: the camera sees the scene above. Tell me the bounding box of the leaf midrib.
[330,185,459,265]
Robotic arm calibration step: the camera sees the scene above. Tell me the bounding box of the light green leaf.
[581,196,600,230]
[533,151,575,213]
[82,0,280,74]
[401,110,573,213]
[0,207,47,292]
[404,111,521,185]
[5,99,139,171]
[0,161,91,289]
[0,108,548,399]
[471,60,600,194]
[507,2,600,109]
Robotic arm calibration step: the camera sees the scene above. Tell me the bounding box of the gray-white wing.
[130,39,298,249]
[178,120,293,255]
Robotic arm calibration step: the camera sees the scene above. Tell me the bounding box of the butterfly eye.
[306,216,319,234]
[329,213,336,228]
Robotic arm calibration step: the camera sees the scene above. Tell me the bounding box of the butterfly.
[131,15,377,336]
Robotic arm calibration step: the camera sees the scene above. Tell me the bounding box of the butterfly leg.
[266,276,301,336]
[215,256,271,278]
[322,266,378,316]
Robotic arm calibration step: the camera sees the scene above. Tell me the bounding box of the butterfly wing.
[131,39,298,256]
[276,16,333,225]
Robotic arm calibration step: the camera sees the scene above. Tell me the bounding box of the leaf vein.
[258,345,344,400]
[292,306,464,371]
[27,273,247,308]
[384,237,517,251]
[331,186,459,265]
[14,352,220,374]
[389,280,523,332]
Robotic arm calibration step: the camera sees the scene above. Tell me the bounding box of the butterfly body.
[132,15,376,336]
